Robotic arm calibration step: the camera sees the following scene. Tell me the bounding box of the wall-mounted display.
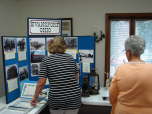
[19,66,28,81]
[17,38,27,61]
[3,37,16,60]
[28,18,61,36]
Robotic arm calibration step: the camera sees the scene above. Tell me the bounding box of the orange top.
[109,62,152,114]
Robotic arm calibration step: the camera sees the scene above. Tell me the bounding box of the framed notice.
[61,18,73,36]
[28,18,61,36]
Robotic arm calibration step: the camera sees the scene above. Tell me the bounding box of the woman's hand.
[31,97,38,106]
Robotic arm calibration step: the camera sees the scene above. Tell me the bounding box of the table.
[81,87,111,106]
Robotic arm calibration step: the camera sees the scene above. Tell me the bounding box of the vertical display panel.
[29,37,46,80]
[2,36,19,103]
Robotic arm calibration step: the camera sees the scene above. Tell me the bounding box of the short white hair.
[125,35,145,56]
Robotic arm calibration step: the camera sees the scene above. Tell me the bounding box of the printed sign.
[28,18,61,36]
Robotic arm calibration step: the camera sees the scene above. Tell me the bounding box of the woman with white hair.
[109,35,152,114]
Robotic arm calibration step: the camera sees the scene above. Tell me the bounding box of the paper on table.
[0,108,25,114]
[82,62,90,73]
[21,83,37,98]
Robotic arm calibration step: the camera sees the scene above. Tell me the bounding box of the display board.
[1,36,28,103]
[1,36,95,103]
[28,36,95,88]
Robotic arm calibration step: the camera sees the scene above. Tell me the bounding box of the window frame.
[104,13,152,86]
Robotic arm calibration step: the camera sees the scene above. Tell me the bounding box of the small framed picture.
[61,18,73,36]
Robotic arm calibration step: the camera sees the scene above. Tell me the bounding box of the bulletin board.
[1,36,95,103]
[27,36,96,88]
[1,36,28,103]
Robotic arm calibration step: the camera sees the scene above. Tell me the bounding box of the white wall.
[17,0,152,86]
[0,0,19,35]
[0,0,19,97]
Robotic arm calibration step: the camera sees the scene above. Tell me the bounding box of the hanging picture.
[3,37,16,60]
[17,38,27,61]
[61,18,73,36]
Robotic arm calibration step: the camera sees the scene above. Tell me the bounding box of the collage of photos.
[3,37,16,60]
[64,37,78,59]
[17,38,27,61]
[5,64,18,92]
[30,38,46,76]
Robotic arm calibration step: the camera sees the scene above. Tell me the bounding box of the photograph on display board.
[17,38,26,52]
[64,37,77,49]
[5,64,18,92]
[3,37,16,60]
[30,38,45,50]
[31,63,40,76]
[79,50,94,63]
[19,66,28,81]
[17,38,27,61]
[6,64,18,80]
[46,37,54,56]
[31,50,46,63]
[64,37,78,59]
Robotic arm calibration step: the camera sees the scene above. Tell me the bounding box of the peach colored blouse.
[109,62,152,114]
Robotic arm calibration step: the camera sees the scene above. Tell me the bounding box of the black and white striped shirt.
[39,53,81,110]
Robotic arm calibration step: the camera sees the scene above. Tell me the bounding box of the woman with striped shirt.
[31,37,81,114]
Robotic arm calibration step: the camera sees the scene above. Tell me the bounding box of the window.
[105,13,152,85]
